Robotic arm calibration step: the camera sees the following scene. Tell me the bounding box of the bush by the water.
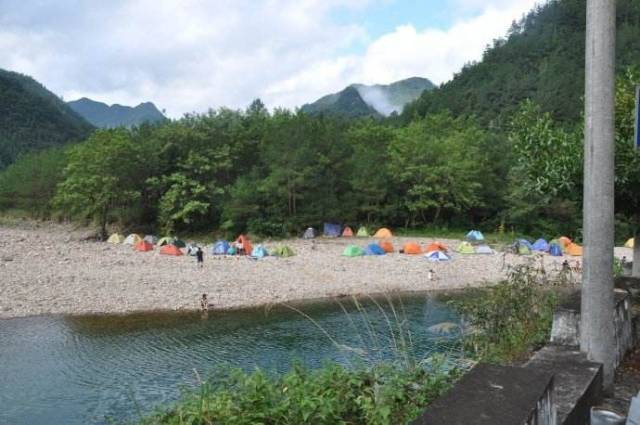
[134,362,458,425]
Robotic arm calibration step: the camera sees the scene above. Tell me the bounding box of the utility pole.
[581,0,616,391]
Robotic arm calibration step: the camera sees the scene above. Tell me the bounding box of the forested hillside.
[402,0,640,125]
[0,69,94,169]
[67,98,167,128]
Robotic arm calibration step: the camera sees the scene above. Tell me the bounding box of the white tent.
[424,250,451,262]
[475,245,494,255]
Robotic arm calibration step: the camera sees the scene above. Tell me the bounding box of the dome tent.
[173,239,187,248]
[549,243,563,256]
[378,240,394,253]
[425,242,448,252]
[212,240,230,255]
[403,242,422,255]
[517,239,534,250]
[272,246,295,257]
[303,227,317,239]
[373,228,392,238]
[160,244,183,256]
[143,235,158,244]
[625,238,634,248]
[513,240,531,255]
[157,236,174,246]
[234,234,253,255]
[343,245,364,257]
[107,233,125,244]
[558,236,572,249]
[364,243,385,256]
[532,238,550,252]
[566,243,583,256]
[251,245,269,258]
[475,245,494,255]
[456,241,475,254]
[356,226,369,237]
[466,230,484,241]
[134,240,154,252]
[342,226,354,237]
[425,250,450,262]
[323,223,341,237]
[124,234,143,245]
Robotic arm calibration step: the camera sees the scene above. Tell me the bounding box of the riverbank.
[0,223,630,319]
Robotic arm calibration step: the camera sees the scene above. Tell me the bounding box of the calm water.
[0,295,460,425]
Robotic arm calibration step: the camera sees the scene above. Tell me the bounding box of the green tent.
[456,241,475,254]
[273,246,295,257]
[173,239,187,248]
[157,236,174,246]
[517,243,532,255]
[356,226,369,237]
[343,245,364,257]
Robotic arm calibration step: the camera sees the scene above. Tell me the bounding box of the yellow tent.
[107,233,125,244]
[124,233,143,245]
[625,238,634,248]
[566,243,583,256]
[374,228,393,238]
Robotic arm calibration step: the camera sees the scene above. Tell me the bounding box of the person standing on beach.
[196,247,204,268]
[200,294,208,311]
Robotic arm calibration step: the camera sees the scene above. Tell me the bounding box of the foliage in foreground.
[450,261,559,363]
[134,362,457,425]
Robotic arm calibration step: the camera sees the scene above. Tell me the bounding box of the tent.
[532,238,550,252]
[251,245,269,258]
[374,228,393,238]
[342,226,354,237]
[549,243,563,256]
[549,239,565,253]
[186,244,200,256]
[456,241,475,254]
[364,243,385,256]
[425,242,448,252]
[303,227,317,239]
[558,236,572,249]
[475,245,494,255]
[124,234,143,245]
[323,223,341,237]
[272,246,295,257]
[343,245,364,257]
[227,246,237,255]
[466,230,485,241]
[566,243,583,256]
[356,226,369,237]
[107,233,125,244]
[173,239,187,248]
[425,250,450,262]
[134,240,154,252]
[212,240,230,255]
[234,234,253,255]
[625,238,634,248]
[379,240,395,253]
[143,235,158,244]
[403,242,422,255]
[157,237,174,246]
[514,240,531,255]
[160,244,183,256]
[518,239,534,250]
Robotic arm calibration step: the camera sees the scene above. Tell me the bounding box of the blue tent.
[518,239,534,250]
[251,245,268,258]
[425,250,450,262]
[466,230,485,241]
[212,240,230,255]
[532,238,550,252]
[549,243,563,256]
[363,243,385,256]
[323,223,341,237]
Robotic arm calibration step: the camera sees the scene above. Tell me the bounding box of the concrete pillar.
[580,0,616,391]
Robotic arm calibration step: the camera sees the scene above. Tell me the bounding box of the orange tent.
[566,243,583,256]
[374,228,393,238]
[342,226,354,237]
[234,234,253,255]
[403,242,422,255]
[134,240,154,252]
[379,240,395,253]
[160,244,183,256]
[558,236,572,248]
[425,242,448,252]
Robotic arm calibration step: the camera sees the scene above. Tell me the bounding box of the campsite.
[0,222,632,319]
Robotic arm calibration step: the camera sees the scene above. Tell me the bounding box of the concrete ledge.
[410,363,555,425]
[525,345,603,425]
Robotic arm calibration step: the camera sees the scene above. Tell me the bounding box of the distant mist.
[356,86,399,116]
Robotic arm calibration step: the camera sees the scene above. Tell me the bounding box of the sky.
[0,0,542,118]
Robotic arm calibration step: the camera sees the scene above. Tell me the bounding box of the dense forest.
[0,0,639,241]
[0,69,94,170]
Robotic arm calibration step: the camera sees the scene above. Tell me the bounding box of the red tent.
[342,226,354,237]
[234,234,253,255]
[403,242,422,255]
[134,240,154,252]
[160,244,183,256]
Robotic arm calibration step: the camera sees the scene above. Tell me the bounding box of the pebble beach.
[0,223,631,319]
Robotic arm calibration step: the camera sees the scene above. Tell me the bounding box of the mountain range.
[301,77,435,118]
[67,97,166,128]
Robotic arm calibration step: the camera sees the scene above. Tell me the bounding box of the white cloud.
[0,0,542,117]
